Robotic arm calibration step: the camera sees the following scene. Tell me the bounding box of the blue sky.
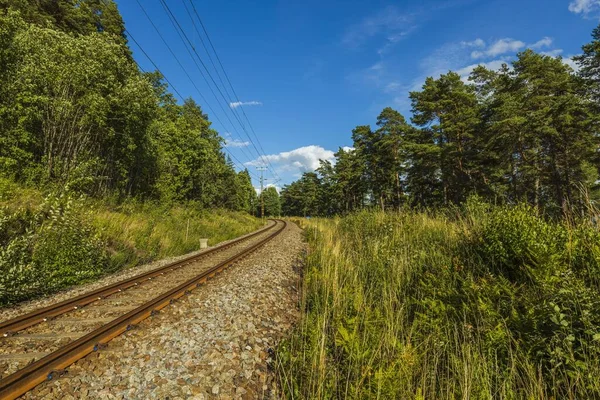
[116,0,600,188]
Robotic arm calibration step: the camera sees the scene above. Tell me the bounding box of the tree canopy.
[0,3,257,212]
[281,29,600,218]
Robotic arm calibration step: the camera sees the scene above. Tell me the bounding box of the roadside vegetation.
[278,26,600,398]
[0,179,262,306]
[278,202,600,399]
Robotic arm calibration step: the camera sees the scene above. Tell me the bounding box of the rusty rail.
[0,219,286,400]
[0,220,277,337]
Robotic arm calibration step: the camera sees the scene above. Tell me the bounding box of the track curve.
[0,219,286,400]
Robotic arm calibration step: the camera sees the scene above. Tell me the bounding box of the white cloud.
[455,59,510,79]
[531,37,553,49]
[469,37,555,59]
[472,38,526,59]
[377,27,417,55]
[569,0,600,14]
[563,57,581,72]
[541,49,564,57]
[223,133,251,148]
[229,101,263,109]
[461,38,485,48]
[224,138,250,148]
[245,145,336,173]
[255,183,281,195]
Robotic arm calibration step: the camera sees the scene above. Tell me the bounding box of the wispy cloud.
[229,101,263,109]
[541,49,564,57]
[569,0,600,15]
[531,37,553,49]
[455,59,511,79]
[471,38,526,59]
[255,183,281,195]
[470,37,553,59]
[564,56,581,72]
[382,34,570,115]
[223,132,251,148]
[342,6,415,50]
[461,38,486,48]
[377,27,418,55]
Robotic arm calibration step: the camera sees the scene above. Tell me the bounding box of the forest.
[281,30,600,218]
[0,0,271,305]
[0,0,257,210]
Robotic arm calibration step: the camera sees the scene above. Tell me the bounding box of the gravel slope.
[19,220,304,399]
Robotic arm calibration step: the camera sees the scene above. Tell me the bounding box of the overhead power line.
[186,0,281,181]
[158,0,280,181]
[125,29,260,180]
[133,0,256,165]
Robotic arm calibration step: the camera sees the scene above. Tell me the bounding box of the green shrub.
[0,185,262,306]
[0,194,108,304]
[567,224,600,289]
[470,205,566,282]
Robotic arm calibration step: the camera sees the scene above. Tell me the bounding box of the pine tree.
[410,72,480,204]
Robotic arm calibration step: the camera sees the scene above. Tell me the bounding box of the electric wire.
[179,0,234,108]
[186,0,281,181]
[133,0,256,164]
[125,29,260,180]
[157,0,280,181]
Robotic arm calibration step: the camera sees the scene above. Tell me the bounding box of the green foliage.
[93,201,263,267]
[278,206,600,399]
[0,5,255,209]
[282,27,600,218]
[258,186,281,217]
[0,193,107,304]
[0,1,263,307]
[0,185,262,306]
[0,0,126,39]
[470,205,566,282]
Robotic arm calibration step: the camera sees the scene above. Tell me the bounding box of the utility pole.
[257,166,267,219]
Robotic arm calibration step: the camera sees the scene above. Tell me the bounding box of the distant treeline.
[0,1,257,212]
[282,26,600,217]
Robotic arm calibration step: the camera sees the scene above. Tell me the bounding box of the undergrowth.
[278,200,600,399]
[0,181,262,306]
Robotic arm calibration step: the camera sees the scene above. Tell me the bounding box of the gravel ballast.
[17,220,304,399]
[0,221,275,324]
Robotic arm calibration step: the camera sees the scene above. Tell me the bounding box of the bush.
[0,185,263,306]
[469,205,566,282]
[0,194,108,305]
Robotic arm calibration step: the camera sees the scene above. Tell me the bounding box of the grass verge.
[278,202,600,399]
[0,182,262,306]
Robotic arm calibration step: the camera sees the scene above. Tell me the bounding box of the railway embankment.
[0,220,304,399]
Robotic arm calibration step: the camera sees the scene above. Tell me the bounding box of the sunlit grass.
[93,204,263,269]
[278,204,600,399]
[0,185,263,305]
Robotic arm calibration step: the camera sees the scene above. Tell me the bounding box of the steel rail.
[0,219,286,400]
[0,220,277,337]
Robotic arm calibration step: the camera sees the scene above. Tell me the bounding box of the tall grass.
[93,202,263,270]
[278,201,600,399]
[0,183,262,306]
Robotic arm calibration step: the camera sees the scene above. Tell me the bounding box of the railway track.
[0,219,286,400]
